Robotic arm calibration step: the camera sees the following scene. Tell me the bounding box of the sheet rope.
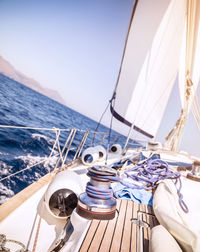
[86,158,189,213]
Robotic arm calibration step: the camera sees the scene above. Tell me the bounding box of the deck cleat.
[77,165,117,220]
[187,160,200,182]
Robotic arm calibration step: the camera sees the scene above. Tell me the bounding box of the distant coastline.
[0,55,65,105]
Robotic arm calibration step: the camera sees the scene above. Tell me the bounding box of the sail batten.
[112,0,186,138]
[110,104,154,138]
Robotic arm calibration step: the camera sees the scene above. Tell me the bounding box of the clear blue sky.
[0,0,133,118]
[0,0,199,157]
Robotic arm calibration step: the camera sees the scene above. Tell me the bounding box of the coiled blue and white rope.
[85,158,189,213]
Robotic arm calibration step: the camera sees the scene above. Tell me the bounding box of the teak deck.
[79,199,158,252]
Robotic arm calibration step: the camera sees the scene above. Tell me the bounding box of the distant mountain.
[0,55,66,105]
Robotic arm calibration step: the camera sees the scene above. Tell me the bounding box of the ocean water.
[0,74,134,204]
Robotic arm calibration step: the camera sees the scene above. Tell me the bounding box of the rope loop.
[123,158,180,189]
[0,234,28,252]
[86,182,113,200]
[176,179,189,213]
[178,196,189,213]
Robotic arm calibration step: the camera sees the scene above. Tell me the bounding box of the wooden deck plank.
[140,204,149,252]
[120,200,133,252]
[98,200,121,252]
[110,200,127,252]
[79,220,100,252]
[88,220,108,252]
[80,200,158,252]
[144,204,152,245]
[130,201,139,252]
[147,205,159,227]
[146,205,154,229]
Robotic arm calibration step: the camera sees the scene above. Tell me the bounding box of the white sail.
[112,0,186,138]
[178,0,200,110]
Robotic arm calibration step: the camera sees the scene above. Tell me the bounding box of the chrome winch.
[77,165,117,220]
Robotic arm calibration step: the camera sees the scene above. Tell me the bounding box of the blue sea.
[0,73,136,204]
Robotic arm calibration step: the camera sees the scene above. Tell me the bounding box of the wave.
[0,160,12,176]
[31,133,55,145]
[0,74,126,204]
[16,153,58,169]
[0,183,14,204]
